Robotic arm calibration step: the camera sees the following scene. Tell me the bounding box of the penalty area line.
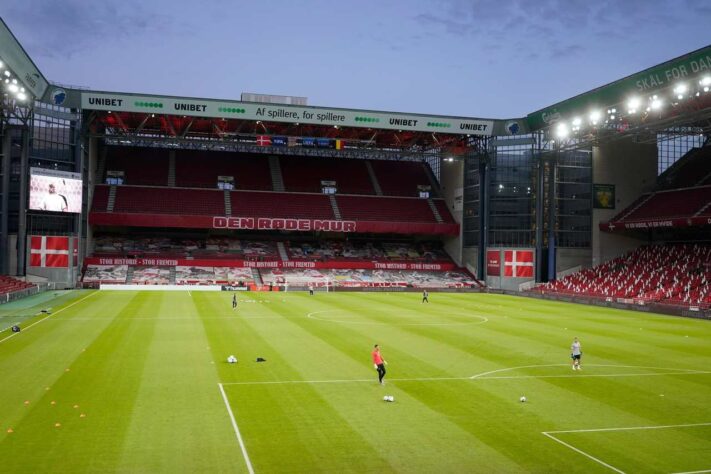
[542,432,625,474]
[218,383,255,474]
[0,291,100,345]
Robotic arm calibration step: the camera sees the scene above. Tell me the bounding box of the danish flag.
[30,236,69,268]
[256,135,271,146]
[504,250,534,278]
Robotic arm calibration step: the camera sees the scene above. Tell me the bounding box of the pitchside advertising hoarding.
[29,168,82,214]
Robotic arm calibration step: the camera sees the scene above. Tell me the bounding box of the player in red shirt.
[372,344,387,385]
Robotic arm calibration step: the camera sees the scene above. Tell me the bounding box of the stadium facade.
[1,17,710,297]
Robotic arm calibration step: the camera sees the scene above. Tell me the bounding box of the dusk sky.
[4,0,710,118]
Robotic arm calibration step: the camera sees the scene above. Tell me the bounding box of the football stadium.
[1,14,711,473]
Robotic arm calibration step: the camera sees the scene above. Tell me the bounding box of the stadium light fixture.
[555,122,569,139]
[0,60,3,69]
[589,110,601,124]
[572,117,582,126]
[701,76,711,87]
[627,97,641,113]
[8,83,18,93]
[3,70,9,77]
[650,98,662,110]
[16,92,27,101]
[674,83,687,100]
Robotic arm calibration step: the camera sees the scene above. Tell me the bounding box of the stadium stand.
[82,265,128,283]
[112,186,227,215]
[604,186,711,225]
[259,268,476,288]
[230,191,334,219]
[336,195,440,223]
[91,185,110,213]
[104,146,169,186]
[369,160,435,196]
[657,146,711,189]
[279,156,374,194]
[535,243,711,308]
[286,240,449,261]
[175,150,273,190]
[0,276,35,295]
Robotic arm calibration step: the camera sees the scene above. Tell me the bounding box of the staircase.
[427,198,444,223]
[168,267,177,284]
[423,162,442,197]
[618,193,656,220]
[224,190,232,216]
[107,186,117,212]
[693,200,711,217]
[125,266,135,284]
[167,150,176,187]
[329,195,342,219]
[96,147,107,183]
[277,242,290,261]
[252,269,263,286]
[365,161,383,195]
[268,156,285,191]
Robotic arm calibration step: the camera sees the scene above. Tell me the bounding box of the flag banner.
[30,235,69,267]
[272,136,287,146]
[487,250,501,276]
[287,136,299,147]
[335,139,344,150]
[316,138,333,148]
[504,249,534,278]
[302,137,316,147]
[593,184,615,209]
[256,135,271,146]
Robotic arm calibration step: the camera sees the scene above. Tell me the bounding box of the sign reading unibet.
[81,92,494,136]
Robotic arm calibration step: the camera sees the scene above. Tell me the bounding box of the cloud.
[4,0,173,59]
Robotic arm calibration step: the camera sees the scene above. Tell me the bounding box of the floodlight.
[589,110,601,124]
[673,84,687,96]
[17,92,27,101]
[572,117,582,127]
[610,115,615,120]
[700,76,711,87]
[3,71,10,77]
[555,122,569,139]
[627,97,640,110]
[8,84,18,93]
[650,98,662,110]
[0,60,3,68]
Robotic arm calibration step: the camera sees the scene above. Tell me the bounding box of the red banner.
[504,249,534,278]
[601,216,711,232]
[486,250,501,276]
[30,236,69,268]
[84,257,457,271]
[88,212,459,235]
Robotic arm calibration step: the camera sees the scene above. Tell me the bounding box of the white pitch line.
[219,370,711,386]
[671,469,711,474]
[542,432,625,474]
[546,421,711,435]
[218,383,255,474]
[0,291,99,345]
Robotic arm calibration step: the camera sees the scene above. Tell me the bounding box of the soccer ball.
[383,395,394,402]
[519,396,527,403]
[227,355,237,364]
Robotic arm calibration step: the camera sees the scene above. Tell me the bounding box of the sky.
[3,0,710,118]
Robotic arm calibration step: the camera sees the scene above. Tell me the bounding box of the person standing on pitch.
[422,289,429,303]
[372,344,387,385]
[309,284,314,296]
[571,337,582,370]
[232,293,237,310]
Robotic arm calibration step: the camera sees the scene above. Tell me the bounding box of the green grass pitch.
[1,289,710,473]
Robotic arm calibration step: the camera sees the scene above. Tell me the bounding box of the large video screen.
[29,168,83,213]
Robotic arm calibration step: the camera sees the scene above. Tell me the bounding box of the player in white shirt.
[570,337,582,370]
[42,183,68,212]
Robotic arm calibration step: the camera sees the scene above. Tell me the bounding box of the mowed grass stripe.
[116,292,247,473]
[0,291,162,472]
[194,292,397,472]
[214,293,526,473]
